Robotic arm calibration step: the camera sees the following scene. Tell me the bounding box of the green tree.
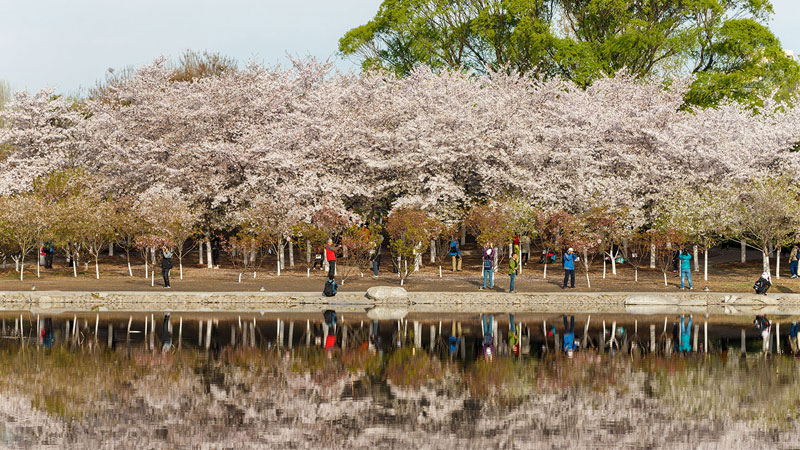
[341,0,800,106]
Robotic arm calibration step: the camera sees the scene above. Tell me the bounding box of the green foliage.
[341,0,800,106]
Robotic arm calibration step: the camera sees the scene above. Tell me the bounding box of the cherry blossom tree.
[732,174,800,275]
[386,206,437,285]
[0,194,47,280]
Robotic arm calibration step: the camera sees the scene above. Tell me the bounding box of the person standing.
[679,248,693,290]
[370,239,381,277]
[790,244,799,279]
[508,253,519,293]
[481,243,495,289]
[43,241,54,269]
[161,248,173,288]
[325,239,340,278]
[562,248,577,289]
[520,235,531,266]
[449,237,462,272]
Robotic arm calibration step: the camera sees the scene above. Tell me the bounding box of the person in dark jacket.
[161,249,173,288]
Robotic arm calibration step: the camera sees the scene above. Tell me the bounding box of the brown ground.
[2,245,794,294]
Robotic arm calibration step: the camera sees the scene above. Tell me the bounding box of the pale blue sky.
[1,0,799,94]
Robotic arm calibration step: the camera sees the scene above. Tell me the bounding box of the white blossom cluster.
[1,58,799,227]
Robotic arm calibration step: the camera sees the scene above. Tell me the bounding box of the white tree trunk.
[603,259,607,279]
[279,242,285,271]
[635,268,638,282]
[108,243,114,257]
[704,247,708,281]
[206,240,212,269]
[762,249,770,274]
[460,223,466,246]
[19,258,23,281]
[250,240,256,264]
[277,245,282,276]
[95,258,99,279]
[179,262,183,280]
[128,261,132,277]
[306,240,311,265]
[663,272,668,286]
[73,251,78,278]
[776,248,781,279]
[693,245,699,272]
[741,239,746,263]
[430,240,436,263]
[36,252,40,278]
[289,241,294,267]
[650,243,656,269]
[543,263,547,279]
[583,249,590,288]
[610,248,617,276]
[199,245,203,265]
[145,258,148,279]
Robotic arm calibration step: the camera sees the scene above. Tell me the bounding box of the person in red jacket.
[325,239,341,278]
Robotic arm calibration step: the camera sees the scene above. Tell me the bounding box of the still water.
[0,311,799,449]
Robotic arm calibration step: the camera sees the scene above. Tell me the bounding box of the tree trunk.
[650,243,656,269]
[704,246,709,281]
[306,240,311,265]
[179,258,184,280]
[741,239,747,263]
[583,249,590,288]
[109,243,114,257]
[145,255,148,279]
[635,268,638,282]
[279,241,285,271]
[430,240,436,263]
[543,262,547,279]
[603,259,607,279]
[460,223,466,246]
[289,241,294,267]
[277,244,282,276]
[776,247,781,279]
[73,250,78,278]
[663,272,667,286]
[95,256,100,279]
[199,244,203,265]
[610,248,617,276]
[206,240,213,269]
[19,255,23,281]
[693,245,699,272]
[250,240,256,264]
[762,249,770,274]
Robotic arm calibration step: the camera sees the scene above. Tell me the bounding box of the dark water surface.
[0,311,799,449]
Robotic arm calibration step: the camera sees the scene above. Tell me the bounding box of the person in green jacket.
[679,248,693,290]
[508,253,519,293]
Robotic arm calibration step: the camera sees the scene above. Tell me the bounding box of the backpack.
[323,280,336,297]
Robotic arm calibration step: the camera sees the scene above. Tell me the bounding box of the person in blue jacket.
[678,248,693,290]
[562,248,577,289]
[679,315,692,352]
[449,237,462,272]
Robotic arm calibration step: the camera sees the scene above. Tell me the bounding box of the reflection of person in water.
[482,315,494,361]
[161,313,172,352]
[679,315,692,353]
[323,310,337,351]
[369,320,380,353]
[563,315,576,357]
[41,318,54,348]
